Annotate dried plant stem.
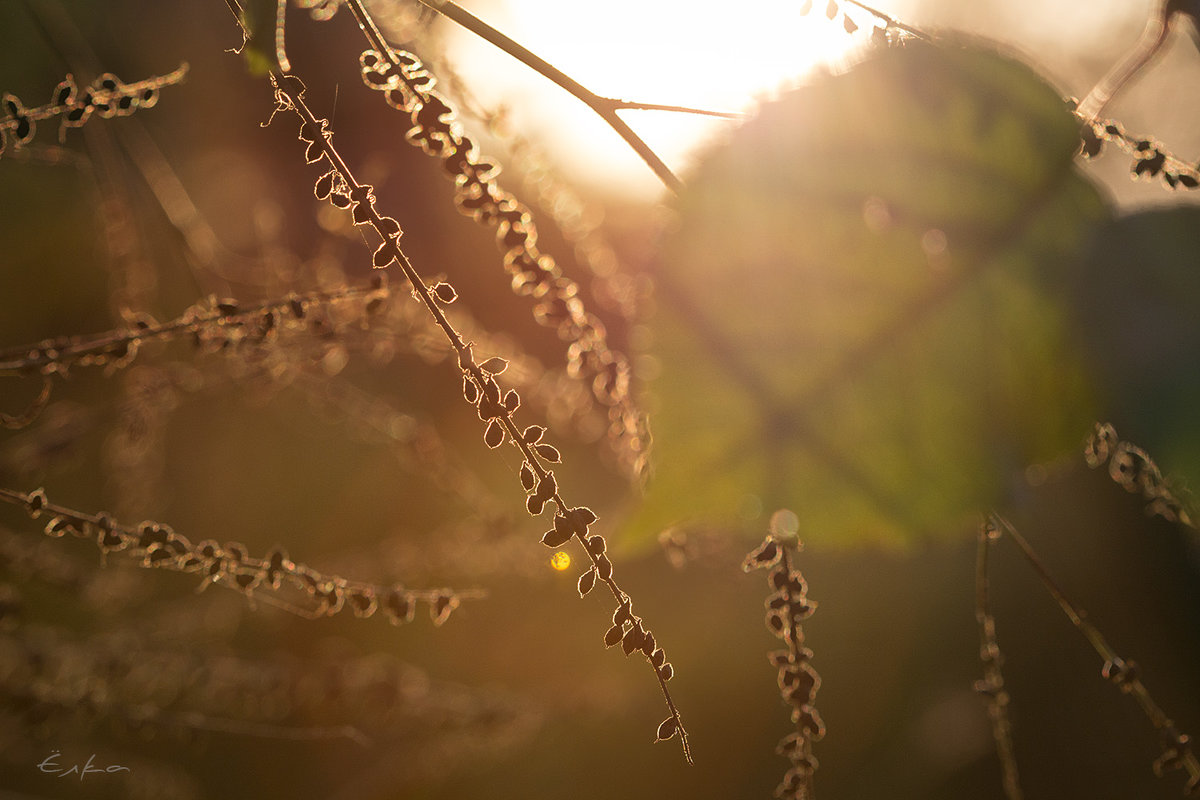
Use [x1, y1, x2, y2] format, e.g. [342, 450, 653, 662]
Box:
[744, 512, 823, 800]
[1076, 2, 1172, 121]
[0, 64, 189, 158]
[974, 520, 1023, 800]
[320, 0, 652, 477]
[0, 486, 480, 625]
[268, 73, 691, 763]
[986, 512, 1200, 796]
[0, 278, 387, 377]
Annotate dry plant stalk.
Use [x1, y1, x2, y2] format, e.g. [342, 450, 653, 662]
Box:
[299, 0, 651, 478]
[0, 64, 188, 159]
[0, 486, 477, 625]
[975, 519, 1023, 800]
[744, 510, 823, 799]
[978, 508, 1199, 797]
[264, 69, 691, 763]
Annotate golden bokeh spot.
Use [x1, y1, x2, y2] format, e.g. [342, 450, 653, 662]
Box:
[550, 551, 571, 571]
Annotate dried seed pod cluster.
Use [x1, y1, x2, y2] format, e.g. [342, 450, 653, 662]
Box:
[270, 73, 690, 762]
[0, 278, 390, 429]
[745, 512, 823, 800]
[1078, 118, 1200, 191]
[1084, 422, 1192, 526]
[340, 13, 648, 475]
[0, 487, 470, 626]
[0, 65, 188, 159]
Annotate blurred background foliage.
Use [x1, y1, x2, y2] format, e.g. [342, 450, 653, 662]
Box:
[0, 1, 1197, 799]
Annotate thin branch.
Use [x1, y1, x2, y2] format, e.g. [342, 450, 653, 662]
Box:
[974, 519, 1023, 800]
[989, 512, 1200, 796]
[266, 71, 692, 763]
[411, 0, 684, 192]
[0, 486, 483, 625]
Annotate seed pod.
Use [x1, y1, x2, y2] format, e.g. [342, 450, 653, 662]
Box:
[484, 419, 505, 448]
[373, 241, 395, 267]
[541, 514, 573, 548]
[519, 462, 535, 491]
[604, 623, 624, 647]
[655, 717, 678, 742]
[577, 568, 597, 597]
[535, 443, 561, 463]
[314, 171, 334, 199]
[479, 356, 508, 375]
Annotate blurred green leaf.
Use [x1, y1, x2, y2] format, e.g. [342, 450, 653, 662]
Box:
[634, 41, 1110, 547]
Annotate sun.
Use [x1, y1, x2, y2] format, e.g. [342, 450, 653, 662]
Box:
[442, 0, 877, 197]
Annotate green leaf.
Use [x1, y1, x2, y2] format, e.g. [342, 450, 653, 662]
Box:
[635, 41, 1108, 547]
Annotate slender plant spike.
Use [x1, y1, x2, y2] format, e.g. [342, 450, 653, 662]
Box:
[265, 71, 691, 763]
[0, 486, 479, 624]
[744, 510, 823, 800]
[974, 519, 1023, 800]
[307, 0, 651, 477]
[984, 512, 1200, 797]
[0, 277, 389, 428]
[0, 64, 188, 159]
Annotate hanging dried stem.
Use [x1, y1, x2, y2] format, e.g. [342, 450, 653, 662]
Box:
[266, 71, 691, 763]
[974, 519, 1023, 800]
[985, 512, 1200, 797]
[0, 64, 188, 159]
[744, 510, 823, 800]
[300, 0, 651, 478]
[0, 486, 479, 625]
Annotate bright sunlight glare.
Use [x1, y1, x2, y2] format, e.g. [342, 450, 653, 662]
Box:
[550, 551, 571, 571]
[442, 0, 881, 198]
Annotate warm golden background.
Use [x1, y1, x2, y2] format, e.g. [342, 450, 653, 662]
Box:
[0, 1, 1197, 799]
